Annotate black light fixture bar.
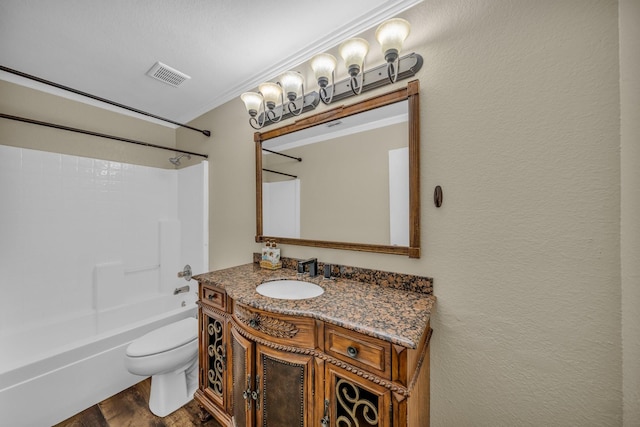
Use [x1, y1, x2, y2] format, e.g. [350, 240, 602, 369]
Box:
[330, 52, 423, 103]
[0, 65, 211, 137]
[256, 92, 320, 129]
[0, 113, 208, 159]
[261, 148, 302, 162]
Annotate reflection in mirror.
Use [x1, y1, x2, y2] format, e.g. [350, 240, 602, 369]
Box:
[256, 80, 420, 258]
[261, 101, 408, 246]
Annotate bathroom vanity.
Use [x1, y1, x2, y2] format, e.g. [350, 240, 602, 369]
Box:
[194, 262, 434, 427]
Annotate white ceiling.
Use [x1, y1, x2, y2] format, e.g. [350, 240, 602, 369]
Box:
[0, 0, 422, 127]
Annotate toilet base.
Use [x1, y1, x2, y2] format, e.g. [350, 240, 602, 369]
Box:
[148, 359, 198, 417]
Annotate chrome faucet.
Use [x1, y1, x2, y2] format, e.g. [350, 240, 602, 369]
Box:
[177, 264, 192, 281]
[297, 258, 318, 277]
[174, 285, 190, 295]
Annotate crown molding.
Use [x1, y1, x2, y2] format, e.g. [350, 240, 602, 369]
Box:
[181, 0, 424, 124]
[2, 0, 424, 128]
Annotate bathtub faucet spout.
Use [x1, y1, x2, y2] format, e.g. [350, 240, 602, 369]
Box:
[174, 285, 190, 295]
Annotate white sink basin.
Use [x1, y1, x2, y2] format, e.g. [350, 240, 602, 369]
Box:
[256, 280, 324, 300]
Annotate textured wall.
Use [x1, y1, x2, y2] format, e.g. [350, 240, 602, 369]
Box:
[620, 0, 640, 425]
[183, 1, 624, 425]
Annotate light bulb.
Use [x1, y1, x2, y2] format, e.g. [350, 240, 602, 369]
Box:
[339, 38, 369, 77]
[258, 82, 282, 110]
[280, 71, 304, 102]
[376, 18, 411, 63]
[310, 53, 337, 88]
[240, 92, 263, 116]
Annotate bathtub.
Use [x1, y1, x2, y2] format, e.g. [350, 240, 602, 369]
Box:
[0, 292, 198, 427]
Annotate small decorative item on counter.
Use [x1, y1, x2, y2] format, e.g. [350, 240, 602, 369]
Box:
[260, 240, 282, 270]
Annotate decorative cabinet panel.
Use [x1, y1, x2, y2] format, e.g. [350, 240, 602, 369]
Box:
[256, 343, 316, 426]
[230, 324, 316, 427]
[195, 285, 233, 426]
[202, 310, 227, 408]
[325, 365, 392, 427]
[230, 326, 254, 427]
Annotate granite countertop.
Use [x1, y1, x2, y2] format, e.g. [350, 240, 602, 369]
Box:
[194, 263, 435, 349]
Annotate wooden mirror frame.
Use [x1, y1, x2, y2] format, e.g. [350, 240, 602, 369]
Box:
[255, 80, 420, 258]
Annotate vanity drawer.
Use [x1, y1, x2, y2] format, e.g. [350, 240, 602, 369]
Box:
[324, 324, 392, 379]
[201, 285, 226, 311]
[233, 303, 316, 349]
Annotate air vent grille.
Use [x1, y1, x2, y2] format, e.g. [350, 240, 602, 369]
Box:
[146, 62, 190, 87]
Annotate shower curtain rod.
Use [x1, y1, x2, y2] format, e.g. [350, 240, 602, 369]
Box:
[262, 168, 297, 179]
[261, 148, 302, 162]
[0, 113, 208, 159]
[0, 65, 211, 137]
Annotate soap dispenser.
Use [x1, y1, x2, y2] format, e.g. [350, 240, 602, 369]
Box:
[260, 240, 282, 270]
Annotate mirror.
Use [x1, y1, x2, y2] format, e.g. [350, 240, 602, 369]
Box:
[255, 80, 420, 258]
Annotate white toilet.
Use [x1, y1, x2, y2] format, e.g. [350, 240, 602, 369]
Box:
[124, 317, 199, 417]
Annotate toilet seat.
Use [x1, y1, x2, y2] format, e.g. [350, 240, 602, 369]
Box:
[126, 317, 198, 357]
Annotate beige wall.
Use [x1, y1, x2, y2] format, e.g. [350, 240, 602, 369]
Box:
[620, 0, 640, 425]
[0, 80, 177, 168]
[180, 0, 626, 425]
[177, 95, 257, 268]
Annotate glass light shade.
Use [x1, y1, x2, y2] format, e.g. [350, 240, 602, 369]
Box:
[310, 53, 337, 87]
[375, 18, 411, 62]
[240, 92, 263, 116]
[280, 71, 304, 101]
[258, 82, 282, 109]
[339, 38, 369, 76]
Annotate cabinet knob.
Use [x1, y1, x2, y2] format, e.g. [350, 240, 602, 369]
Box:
[346, 346, 358, 358]
[249, 318, 259, 328]
[207, 294, 216, 300]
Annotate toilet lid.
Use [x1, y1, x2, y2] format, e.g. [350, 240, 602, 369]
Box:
[126, 317, 198, 357]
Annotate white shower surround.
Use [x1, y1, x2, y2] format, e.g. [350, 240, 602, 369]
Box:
[0, 145, 208, 425]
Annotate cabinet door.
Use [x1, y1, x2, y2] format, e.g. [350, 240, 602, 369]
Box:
[256, 344, 315, 427]
[201, 309, 228, 410]
[325, 365, 392, 427]
[230, 326, 255, 427]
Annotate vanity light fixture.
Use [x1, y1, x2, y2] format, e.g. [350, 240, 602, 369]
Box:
[339, 37, 369, 95]
[241, 17, 421, 129]
[241, 72, 307, 129]
[279, 71, 306, 116]
[258, 82, 282, 113]
[310, 53, 337, 104]
[375, 18, 411, 83]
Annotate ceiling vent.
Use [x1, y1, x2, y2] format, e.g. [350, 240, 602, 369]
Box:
[146, 62, 190, 87]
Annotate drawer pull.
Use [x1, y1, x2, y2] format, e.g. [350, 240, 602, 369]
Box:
[347, 346, 358, 358]
[249, 318, 260, 329]
[207, 294, 217, 300]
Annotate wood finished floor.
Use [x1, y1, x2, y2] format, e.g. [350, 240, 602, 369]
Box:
[54, 378, 223, 427]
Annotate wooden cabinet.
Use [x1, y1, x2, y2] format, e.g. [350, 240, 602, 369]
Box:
[325, 364, 392, 427]
[201, 309, 227, 408]
[229, 303, 318, 427]
[195, 284, 233, 426]
[229, 326, 252, 427]
[195, 282, 431, 427]
[255, 341, 316, 426]
[229, 326, 319, 427]
[324, 323, 392, 380]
